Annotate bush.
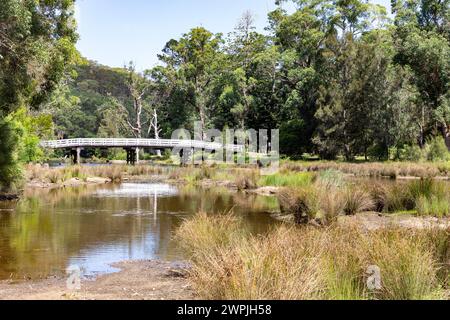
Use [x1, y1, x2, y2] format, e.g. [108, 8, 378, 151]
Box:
[401, 144, 424, 161]
[426, 136, 450, 162]
[0, 119, 23, 192]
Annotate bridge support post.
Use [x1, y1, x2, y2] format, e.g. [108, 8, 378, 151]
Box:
[135, 147, 140, 164]
[71, 147, 82, 165]
[125, 148, 139, 165]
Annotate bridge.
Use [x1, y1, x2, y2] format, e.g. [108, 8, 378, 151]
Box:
[40, 138, 245, 165]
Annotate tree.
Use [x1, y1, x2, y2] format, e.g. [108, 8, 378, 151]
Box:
[0, 0, 77, 192]
[158, 27, 225, 137]
[219, 11, 266, 129]
[267, 0, 331, 154]
[313, 1, 394, 159]
[393, 0, 450, 146]
[0, 0, 78, 116]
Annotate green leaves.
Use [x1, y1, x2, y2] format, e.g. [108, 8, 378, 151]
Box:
[0, 0, 78, 114]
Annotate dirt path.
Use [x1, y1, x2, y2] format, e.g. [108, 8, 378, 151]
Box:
[0, 260, 195, 300]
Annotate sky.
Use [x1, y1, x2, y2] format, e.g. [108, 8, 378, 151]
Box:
[75, 0, 392, 71]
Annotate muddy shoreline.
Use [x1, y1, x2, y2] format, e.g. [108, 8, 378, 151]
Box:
[0, 260, 195, 300]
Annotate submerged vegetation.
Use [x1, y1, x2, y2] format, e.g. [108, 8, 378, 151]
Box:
[176, 212, 450, 300]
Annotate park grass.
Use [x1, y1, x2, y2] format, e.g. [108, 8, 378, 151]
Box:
[176, 212, 449, 300]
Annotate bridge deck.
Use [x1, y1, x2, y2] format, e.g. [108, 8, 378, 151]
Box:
[40, 138, 244, 152]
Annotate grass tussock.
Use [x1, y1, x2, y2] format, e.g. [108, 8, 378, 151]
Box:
[177, 213, 450, 300]
[26, 164, 166, 184]
[282, 160, 447, 179]
[258, 172, 315, 188]
[277, 176, 450, 223]
[277, 171, 374, 224]
[371, 179, 450, 217]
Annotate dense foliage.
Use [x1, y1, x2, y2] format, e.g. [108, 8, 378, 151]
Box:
[0, 0, 78, 191]
[1, 0, 450, 192]
[46, 0, 449, 162]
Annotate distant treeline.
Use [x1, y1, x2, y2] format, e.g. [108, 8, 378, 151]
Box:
[44, 0, 449, 161]
[1, 1, 450, 190]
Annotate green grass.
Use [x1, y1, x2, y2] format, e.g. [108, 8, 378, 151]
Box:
[258, 172, 315, 188]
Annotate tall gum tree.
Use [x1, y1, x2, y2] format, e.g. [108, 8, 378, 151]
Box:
[158, 27, 225, 138]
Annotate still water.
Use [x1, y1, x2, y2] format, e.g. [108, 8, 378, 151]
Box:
[0, 183, 278, 280]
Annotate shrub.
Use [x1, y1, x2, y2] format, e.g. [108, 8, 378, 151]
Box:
[401, 144, 424, 161]
[426, 136, 450, 162]
[0, 119, 23, 193]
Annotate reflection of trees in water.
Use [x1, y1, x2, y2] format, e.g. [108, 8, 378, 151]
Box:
[0, 184, 277, 279]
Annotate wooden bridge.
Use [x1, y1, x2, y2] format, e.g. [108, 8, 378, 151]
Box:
[40, 138, 245, 164]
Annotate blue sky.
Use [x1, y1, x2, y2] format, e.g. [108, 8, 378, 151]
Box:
[75, 0, 392, 70]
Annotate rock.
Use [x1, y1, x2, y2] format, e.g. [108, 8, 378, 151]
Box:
[0, 194, 19, 201]
[86, 177, 111, 184]
[248, 186, 280, 196]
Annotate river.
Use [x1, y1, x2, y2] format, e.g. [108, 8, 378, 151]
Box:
[0, 183, 278, 280]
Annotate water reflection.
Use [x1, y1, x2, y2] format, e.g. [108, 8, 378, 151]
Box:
[0, 183, 278, 280]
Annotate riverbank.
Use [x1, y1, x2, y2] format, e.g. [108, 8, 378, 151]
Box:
[176, 212, 450, 300]
[0, 260, 194, 300]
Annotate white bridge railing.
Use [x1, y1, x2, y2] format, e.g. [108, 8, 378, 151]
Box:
[40, 138, 244, 152]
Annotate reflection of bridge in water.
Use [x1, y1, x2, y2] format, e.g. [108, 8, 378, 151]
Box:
[40, 138, 245, 165]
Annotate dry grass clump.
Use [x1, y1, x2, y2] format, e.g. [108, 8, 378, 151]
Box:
[343, 187, 375, 215]
[176, 213, 450, 300]
[277, 171, 371, 224]
[25, 164, 46, 181]
[233, 169, 259, 190]
[125, 165, 164, 176]
[278, 186, 321, 224]
[175, 212, 249, 260]
[46, 169, 62, 183]
[282, 161, 443, 179]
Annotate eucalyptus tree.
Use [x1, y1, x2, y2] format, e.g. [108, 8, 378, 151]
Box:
[158, 27, 225, 137]
[392, 0, 450, 147]
[216, 12, 268, 129]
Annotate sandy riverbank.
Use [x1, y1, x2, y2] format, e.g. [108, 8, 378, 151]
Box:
[0, 260, 194, 300]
